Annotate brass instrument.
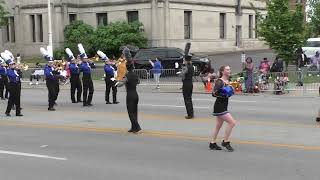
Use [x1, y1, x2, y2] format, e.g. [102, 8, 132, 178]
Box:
[54, 60, 67, 71]
[16, 63, 29, 71]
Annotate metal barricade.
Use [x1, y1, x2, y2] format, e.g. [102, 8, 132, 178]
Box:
[254, 70, 320, 95]
[148, 69, 182, 86]
[133, 69, 149, 84]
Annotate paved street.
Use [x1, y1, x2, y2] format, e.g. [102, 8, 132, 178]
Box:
[0, 87, 319, 180]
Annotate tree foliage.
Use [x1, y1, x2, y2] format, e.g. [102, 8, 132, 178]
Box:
[0, 0, 9, 26]
[308, 0, 320, 37]
[64, 20, 95, 57]
[63, 20, 147, 58]
[255, 0, 308, 67]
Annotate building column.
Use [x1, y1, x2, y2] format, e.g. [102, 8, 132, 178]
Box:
[163, 0, 170, 47]
[151, 0, 158, 47]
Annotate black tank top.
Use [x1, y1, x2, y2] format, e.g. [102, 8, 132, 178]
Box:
[183, 64, 193, 82]
[126, 71, 139, 92]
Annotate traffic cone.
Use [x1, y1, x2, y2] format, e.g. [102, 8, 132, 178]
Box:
[207, 78, 212, 93]
[316, 109, 320, 122]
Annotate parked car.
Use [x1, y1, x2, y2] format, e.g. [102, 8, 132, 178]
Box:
[302, 38, 320, 61]
[133, 47, 211, 76]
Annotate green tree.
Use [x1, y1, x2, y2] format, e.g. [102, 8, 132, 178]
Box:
[64, 21, 147, 58]
[92, 21, 147, 57]
[308, 0, 320, 37]
[0, 0, 9, 26]
[64, 20, 95, 57]
[255, 0, 308, 70]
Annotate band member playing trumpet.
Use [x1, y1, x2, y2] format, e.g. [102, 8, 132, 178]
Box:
[1, 52, 23, 117]
[97, 50, 119, 104]
[79, 44, 96, 107]
[41, 47, 60, 111]
[0, 58, 8, 100]
[66, 48, 82, 103]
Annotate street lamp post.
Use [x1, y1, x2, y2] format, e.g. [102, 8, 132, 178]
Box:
[48, 0, 53, 57]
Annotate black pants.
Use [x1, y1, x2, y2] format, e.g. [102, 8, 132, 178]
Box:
[0, 77, 9, 98]
[46, 80, 56, 108]
[70, 77, 82, 102]
[83, 78, 94, 105]
[30, 75, 40, 82]
[55, 81, 59, 102]
[126, 92, 140, 130]
[6, 83, 21, 115]
[183, 82, 194, 117]
[105, 79, 117, 103]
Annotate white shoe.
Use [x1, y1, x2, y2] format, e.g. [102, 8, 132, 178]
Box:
[36, 82, 39, 85]
[29, 82, 33, 85]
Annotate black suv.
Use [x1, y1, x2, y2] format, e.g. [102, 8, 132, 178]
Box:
[133, 47, 211, 75]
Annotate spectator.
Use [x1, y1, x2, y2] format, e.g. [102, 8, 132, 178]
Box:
[199, 60, 215, 88]
[296, 47, 307, 86]
[16, 53, 21, 64]
[270, 56, 283, 73]
[311, 51, 320, 71]
[29, 62, 43, 85]
[259, 57, 271, 74]
[241, 52, 246, 69]
[244, 57, 254, 93]
[149, 58, 162, 89]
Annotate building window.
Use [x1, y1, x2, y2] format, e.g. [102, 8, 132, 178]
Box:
[5, 19, 9, 42]
[249, 15, 253, 39]
[69, 14, 77, 24]
[127, 11, 139, 23]
[184, 11, 192, 39]
[97, 13, 108, 26]
[9, 17, 15, 43]
[38, 14, 43, 42]
[219, 13, 226, 39]
[4, 17, 15, 43]
[30, 15, 36, 42]
[255, 15, 258, 38]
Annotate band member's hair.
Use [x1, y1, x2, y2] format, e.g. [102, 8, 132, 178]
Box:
[123, 47, 132, 62]
[219, 65, 229, 78]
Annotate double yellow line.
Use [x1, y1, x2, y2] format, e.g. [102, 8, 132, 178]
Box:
[0, 120, 320, 151]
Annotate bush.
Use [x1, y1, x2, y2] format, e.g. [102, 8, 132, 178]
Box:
[64, 20, 147, 58]
[64, 20, 95, 57]
[53, 48, 66, 60]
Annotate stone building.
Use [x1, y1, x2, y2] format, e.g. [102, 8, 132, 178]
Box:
[1, 0, 267, 58]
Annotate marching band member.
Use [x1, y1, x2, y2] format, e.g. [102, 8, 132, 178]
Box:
[98, 51, 119, 104]
[178, 42, 194, 119]
[116, 47, 141, 133]
[0, 57, 8, 100]
[66, 48, 82, 103]
[41, 47, 60, 111]
[210, 65, 236, 152]
[5, 50, 23, 111]
[79, 44, 96, 107]
[1, 52, 23, 116]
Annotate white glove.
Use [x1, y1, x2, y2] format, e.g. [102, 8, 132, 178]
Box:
[111, 78, 116, 81]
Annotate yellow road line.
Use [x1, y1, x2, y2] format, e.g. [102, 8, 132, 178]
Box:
[26, 107, 319, 129]
[0, 120, 319, 151]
